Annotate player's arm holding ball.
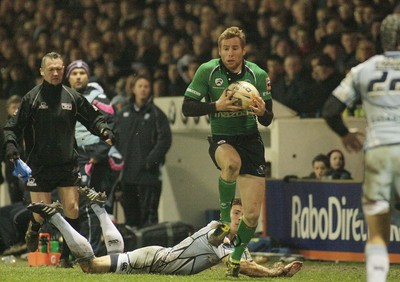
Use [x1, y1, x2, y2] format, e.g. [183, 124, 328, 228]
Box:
[252, 72, 273, 126]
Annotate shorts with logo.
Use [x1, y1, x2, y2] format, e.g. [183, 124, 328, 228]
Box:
[26, 162, 81, 192]
[208, 133, 266, 177]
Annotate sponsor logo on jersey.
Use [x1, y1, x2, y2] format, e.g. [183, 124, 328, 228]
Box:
[27, 177, 37, 187]
[38, 102, 48, 109]
[214, 111, 251, 118]
[215, 78, 224, 86]
[120, 262, 128, 272]
[61, 103, 72, 110]
[187, 88, 201, 97]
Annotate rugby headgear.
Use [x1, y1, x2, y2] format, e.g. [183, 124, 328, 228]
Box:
[380, 14, 400, 51]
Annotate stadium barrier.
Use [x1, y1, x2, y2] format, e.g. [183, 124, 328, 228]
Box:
[264, 179, 400, 263]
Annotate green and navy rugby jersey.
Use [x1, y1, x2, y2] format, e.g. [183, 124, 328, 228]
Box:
[184, 59, 272, 136]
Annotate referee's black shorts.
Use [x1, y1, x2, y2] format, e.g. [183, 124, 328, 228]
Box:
[25, 162, 81, 192]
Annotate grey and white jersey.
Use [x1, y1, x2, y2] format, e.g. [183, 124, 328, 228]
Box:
[333, 51, 400, 149]
[115, 221, 252, 275]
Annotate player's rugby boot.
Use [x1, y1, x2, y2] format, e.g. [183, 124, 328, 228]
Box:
[225, 256, 240, 278]
[78, 186, 107, 206]
[208, 222, 230, 247]
[27, 201, 63, 219]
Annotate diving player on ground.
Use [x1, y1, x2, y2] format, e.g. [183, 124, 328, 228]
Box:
[27, 188, 302, 277]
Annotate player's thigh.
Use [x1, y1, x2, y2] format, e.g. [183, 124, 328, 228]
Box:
[363, 147, 396, 204]
[215, 143, 241, 170]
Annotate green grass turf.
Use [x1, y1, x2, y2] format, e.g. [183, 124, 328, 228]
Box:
[1, 257, 400, 282]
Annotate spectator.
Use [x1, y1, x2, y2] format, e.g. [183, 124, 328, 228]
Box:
[326, 149, 352, 180]
[3, 95, 25, 204]
[340, 29, 360, 72]
[322, 40, 346, 75]
[308, 53, 343, 117]
[304, 154, 331, 180]
[272, 53, 314, 116]
[265, 54, 284, 85]
[115, 74, 172, 229]
[355, 38, 377, 64]
[1, 63, 35, 99]
[167, 62, 187, 96]
[272, 36, 294, 60]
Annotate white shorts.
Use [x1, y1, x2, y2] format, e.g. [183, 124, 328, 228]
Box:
[363, 145, 400, 213]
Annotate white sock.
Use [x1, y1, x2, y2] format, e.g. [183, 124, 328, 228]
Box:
[365, 243, 389, 282]
[49, 213, 94, 260]
[91, 204, 124, 254]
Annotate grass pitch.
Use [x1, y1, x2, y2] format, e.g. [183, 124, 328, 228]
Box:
[1, 257, 400, 281]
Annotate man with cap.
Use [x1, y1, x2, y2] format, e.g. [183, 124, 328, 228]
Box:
[65, 59, 117, 265]
[3, 52, 115, 266]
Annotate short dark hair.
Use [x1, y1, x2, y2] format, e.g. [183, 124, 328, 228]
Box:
[231, 198, 242, 207]
[312, 154, 330, 168]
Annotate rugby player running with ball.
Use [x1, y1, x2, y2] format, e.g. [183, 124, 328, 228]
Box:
[182, 26, 273, 277]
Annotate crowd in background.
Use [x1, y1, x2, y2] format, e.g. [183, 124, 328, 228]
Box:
[0, 0, 398, 113]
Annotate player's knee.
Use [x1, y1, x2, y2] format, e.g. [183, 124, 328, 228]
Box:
[222, 159, 241, 176]
[62, 201, 79, 218]
[363, 200, 390, 215]
[243, 213, 259, 227]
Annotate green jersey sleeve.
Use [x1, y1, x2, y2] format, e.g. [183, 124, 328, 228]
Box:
[184, 63, 210, 101]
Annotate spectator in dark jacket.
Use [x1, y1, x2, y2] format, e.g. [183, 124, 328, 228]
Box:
[115, 74, 172, 229]
[308, 53, 343, 117]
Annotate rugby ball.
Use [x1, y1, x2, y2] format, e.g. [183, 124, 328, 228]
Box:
[226, 81, 259, 110]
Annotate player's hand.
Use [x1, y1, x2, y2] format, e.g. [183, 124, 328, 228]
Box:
[215, 89, 242, 111]
[341, 130, 364, 153]
[101, 128, 116, 145]
[249, 96, 266, 116]
[6, 143, 20, 162]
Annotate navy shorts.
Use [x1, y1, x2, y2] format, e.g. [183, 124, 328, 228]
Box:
[208, 133, 266, 177]
[25, 163, 81, 192]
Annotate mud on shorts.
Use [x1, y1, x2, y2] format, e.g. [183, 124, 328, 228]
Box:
[208, 133, 266, 177]
[25, 162, 81, 192]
